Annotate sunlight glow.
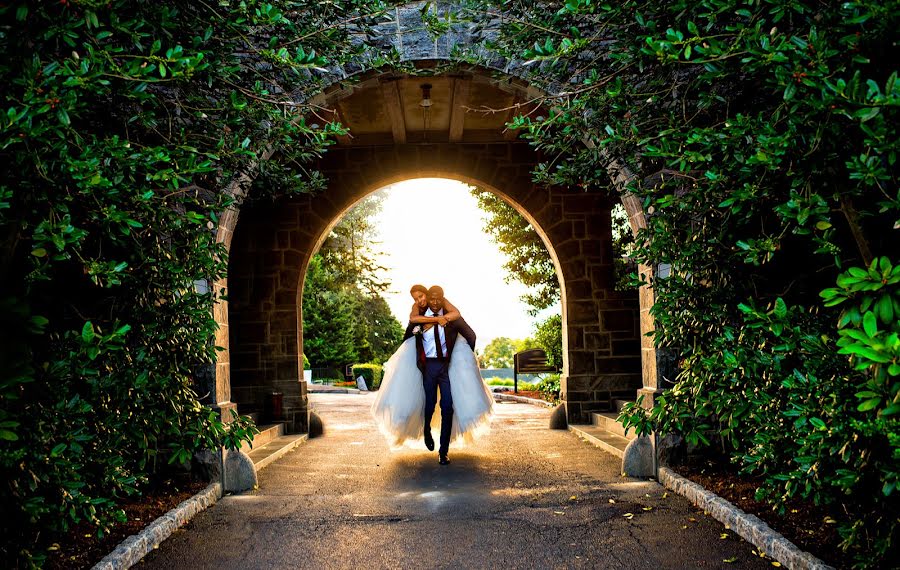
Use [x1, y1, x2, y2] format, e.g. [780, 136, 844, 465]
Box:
[372, 178, 560, 349]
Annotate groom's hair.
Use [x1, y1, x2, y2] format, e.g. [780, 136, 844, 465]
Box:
[410, 284, 427, 296]
[427, 285, 444, 298]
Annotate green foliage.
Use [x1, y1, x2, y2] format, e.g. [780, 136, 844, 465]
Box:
[537, 374, 561, 402]
[532, 314, 563, 371]
[481, 336, 534, 368]
[469, 0, 900, 565]
[302, 193, 404, 368]
[485, 378, 536, 389]
[352, 363, 383, 390]
[302, 353, 311, 370]
[0, 0, 390, 563]
[472, 189, 559, 313]
[821, 257, 900, 415]
[360, 295, 404, 365]
[302, 255, 359, 367]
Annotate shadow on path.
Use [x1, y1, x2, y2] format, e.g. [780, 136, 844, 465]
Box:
[141, 394, 772, 569]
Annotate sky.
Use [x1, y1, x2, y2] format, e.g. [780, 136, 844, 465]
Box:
[366, 178, 559, 349]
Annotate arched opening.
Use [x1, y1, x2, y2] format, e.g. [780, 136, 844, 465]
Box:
[226, 141, 642, 432]
[299, 178, 565, 389]
[207, 61, 654, 436]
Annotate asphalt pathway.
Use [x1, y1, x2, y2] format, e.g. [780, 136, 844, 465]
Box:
[142, 393, 773, 569]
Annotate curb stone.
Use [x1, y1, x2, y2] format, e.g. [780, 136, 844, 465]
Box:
[91, 482, 222, 570]
[658, 467, 834, 570]
[308, 385, 363, 394]
[492, 392, 556, 408]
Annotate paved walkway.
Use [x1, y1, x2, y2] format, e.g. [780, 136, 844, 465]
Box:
[142, 394, 771, 569]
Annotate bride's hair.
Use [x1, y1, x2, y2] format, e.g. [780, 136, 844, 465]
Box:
[410, 284, 427, 295]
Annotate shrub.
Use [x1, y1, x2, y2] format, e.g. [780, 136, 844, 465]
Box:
[486, 1, 899, 564]
[537, 374, 561, 403]
[532, 315, 562, 371]
[0, 0, 370, 564]
[352, 363, 383, 390]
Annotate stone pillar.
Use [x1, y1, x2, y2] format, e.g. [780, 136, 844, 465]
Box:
[209, 277, 237, 421]
[556, 198, 641, 424]
[635, 264, 662, 408]
[635, 263, 677, 408]
[226, 200, 309, 434]
[619, 191, 676, 409]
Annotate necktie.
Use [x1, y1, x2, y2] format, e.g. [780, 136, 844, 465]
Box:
[434, 315, 444, 360]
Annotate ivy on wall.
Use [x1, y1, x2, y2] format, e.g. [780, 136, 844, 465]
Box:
[1, 0, 897, 566]
[448, 0, 898, 565]
[0, 0, 392, 564]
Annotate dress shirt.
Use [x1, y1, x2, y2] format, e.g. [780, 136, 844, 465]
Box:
[421, 308, 447, 358]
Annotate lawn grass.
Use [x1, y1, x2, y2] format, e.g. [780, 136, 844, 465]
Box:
[485, 378, 537, 390]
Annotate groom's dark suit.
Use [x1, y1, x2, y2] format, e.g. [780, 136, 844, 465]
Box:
[404, 308, 476, 457]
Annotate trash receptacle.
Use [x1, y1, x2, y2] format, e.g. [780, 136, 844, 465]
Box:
[269, 391, 283, 422]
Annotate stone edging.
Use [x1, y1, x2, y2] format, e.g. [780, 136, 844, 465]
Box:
[658, 467, 834, 570]
[492, 392, 556, 408]
[308, 385, 363, 394]
[91, 482, 222, 570]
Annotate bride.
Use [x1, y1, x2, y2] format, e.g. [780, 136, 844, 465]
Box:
[371, 285, 493, 450]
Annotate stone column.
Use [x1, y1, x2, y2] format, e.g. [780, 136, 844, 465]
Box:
[620, 190, 676, 409]
[555, 197, 641, 424]
[209, 277, 237, 421]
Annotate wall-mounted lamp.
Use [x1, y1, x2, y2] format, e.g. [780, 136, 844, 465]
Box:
[419, 83, 433, 108]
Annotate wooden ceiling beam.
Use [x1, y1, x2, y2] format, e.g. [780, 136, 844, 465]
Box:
[380, 79, 407, 144]
[448, 77, 471, 142]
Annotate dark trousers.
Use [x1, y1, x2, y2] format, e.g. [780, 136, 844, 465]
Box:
[423, 359, 453, 455]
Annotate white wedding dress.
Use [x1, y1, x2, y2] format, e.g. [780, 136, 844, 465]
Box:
[371, 335, 494, 448]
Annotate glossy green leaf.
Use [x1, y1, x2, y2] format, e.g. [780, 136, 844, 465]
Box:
[857, 398, 881, 412]
[863, 311, 877, 337]
[82, 321, 95, 343]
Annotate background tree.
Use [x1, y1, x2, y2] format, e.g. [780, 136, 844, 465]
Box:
[481, 336, 535, 368]
[303, 192, 403, 368]
[319, 192, 389, 296]
[472, 190, 559, 313]
[531, 314, 563, 371]
[301, 256, 359, 368]
[363, 295, 404, 364]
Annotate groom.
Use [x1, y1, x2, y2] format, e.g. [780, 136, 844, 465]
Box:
[410, 285, 476, 465]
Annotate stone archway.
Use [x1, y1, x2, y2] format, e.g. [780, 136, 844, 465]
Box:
[203, 2, 666, 432]
[226, 138, 641, 431]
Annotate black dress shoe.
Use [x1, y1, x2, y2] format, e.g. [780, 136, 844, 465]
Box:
[424, 432, 435, 451]
[439, 454, 450, 465]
